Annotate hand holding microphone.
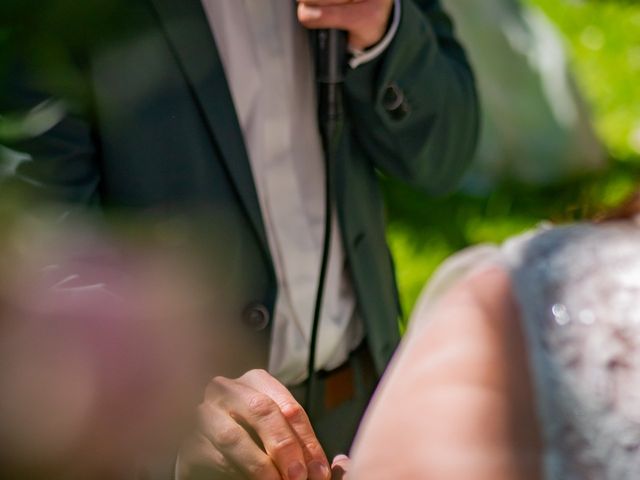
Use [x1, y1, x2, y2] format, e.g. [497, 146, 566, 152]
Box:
[297, 0, 394, 51]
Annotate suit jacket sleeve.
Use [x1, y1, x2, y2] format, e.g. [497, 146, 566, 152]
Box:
[344, 0, 479, 195]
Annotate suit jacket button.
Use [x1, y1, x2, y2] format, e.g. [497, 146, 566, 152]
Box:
[243, 303, 271, 331]
[382, 82, 410, 120]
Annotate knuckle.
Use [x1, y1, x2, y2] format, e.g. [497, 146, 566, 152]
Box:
[253, 368, 270, 379]
[213, 424, 243, 449]
[273, 435, 299, 452]
[304, 440, 326, 459]
[304, 439, 327, 462]
[248, 393, 277, 418]
[281, 402, 306, 424]
[270, 435, 299, 455]
[211, 375, 233, 387]
[206, 376, 228, 395]
[240, 368, 267, 382]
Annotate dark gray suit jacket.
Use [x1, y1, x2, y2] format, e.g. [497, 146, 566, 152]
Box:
[0, 0, 479, 375]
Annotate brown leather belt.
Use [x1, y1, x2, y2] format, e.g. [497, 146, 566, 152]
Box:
[319, 357, 357, 410]
[291, 342, 377, 410]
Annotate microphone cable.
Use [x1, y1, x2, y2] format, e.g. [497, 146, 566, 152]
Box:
[305, 29, 349, 412]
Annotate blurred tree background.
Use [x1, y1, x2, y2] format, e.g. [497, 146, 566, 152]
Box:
[386, 0, 640, 317]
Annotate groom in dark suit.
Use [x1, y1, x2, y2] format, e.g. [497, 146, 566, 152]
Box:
[1, 0, 478, 478]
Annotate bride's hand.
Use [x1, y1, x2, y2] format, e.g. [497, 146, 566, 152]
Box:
[331, 455, 350, 480]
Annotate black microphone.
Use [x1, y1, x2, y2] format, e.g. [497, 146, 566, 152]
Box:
[315, 29, 348, 85]
[314, 29, 348, 124]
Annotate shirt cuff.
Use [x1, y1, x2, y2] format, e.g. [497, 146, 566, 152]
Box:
[348, 0, 401, 69]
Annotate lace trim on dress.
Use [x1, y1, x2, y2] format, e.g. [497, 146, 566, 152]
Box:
[506, 222, 640, 480]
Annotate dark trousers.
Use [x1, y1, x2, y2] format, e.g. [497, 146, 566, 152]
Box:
[288, 342, 379, 458]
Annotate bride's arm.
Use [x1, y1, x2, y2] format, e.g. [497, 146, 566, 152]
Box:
[350, 266, 542, 479]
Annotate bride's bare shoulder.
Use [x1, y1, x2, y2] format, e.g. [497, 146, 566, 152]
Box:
[351, 263, 542, 480]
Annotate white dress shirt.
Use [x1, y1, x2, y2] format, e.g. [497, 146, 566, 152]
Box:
[202, 0, 400, 385]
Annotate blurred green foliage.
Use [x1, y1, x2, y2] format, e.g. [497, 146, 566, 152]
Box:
[531, 0, 640, 159]
[387, 0, 640, 318]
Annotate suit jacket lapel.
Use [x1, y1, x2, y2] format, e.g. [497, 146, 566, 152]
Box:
[148, 0, 270, 256]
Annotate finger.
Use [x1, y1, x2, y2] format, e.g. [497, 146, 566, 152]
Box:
[298, 0, 366, 5]
[239, 370, 331, 480]
[211, 376, 309, 480]
[198, 402, 282, 480]
[331, 455, 350, 480]
[297, 3, 368, 30]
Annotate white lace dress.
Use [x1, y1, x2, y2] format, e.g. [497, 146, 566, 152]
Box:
[412, 220, 640, 479]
